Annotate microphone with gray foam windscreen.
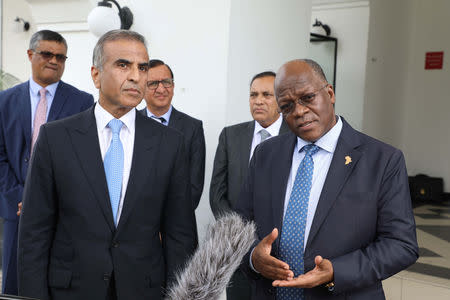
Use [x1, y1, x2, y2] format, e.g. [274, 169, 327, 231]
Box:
[165, 213, 256, 300]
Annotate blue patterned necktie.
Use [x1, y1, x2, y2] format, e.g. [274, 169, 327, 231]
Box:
[277, 144, 320, 300]
[104, 119, 124, 227]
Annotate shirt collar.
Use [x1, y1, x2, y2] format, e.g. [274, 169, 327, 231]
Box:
[29, 77, 59, 97]
[296, 115, 342, 153]
[254, 114, 283, 136]
[146, 105, 173, 124]
[95, 102, 136, 133]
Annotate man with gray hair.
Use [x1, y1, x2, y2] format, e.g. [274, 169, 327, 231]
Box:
[0, 29, 93, 295]
[18, 29, 196, 300]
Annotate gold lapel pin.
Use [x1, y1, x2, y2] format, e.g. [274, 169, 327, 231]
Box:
[345, 155, 352, 165]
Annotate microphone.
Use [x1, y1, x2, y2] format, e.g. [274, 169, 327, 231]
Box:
[165, 212, 256, 300]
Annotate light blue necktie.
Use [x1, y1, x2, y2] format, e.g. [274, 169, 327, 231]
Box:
[277, 144, 320, 300]
[104, 119, 124, 227]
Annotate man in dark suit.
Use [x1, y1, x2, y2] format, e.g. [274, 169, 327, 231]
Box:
[210, 72, 289, 299]
[0, 29, 93, 295]
[142, 59, 205, 245]
[17, 30, 196, 300]
[235, 59, 418, 299]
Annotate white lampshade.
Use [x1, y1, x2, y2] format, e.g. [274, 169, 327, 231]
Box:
[87, 6, 121, 37]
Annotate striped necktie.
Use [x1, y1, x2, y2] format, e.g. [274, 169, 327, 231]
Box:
[31, 88, 47, 152]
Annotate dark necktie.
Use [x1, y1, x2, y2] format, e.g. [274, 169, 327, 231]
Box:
[152, 116, 166, 125]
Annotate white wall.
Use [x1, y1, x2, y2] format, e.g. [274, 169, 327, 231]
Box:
[363, 0, 412, 148]
[310, 1, 370, 131]
[226, 0, 312, 125]
[399, 0, 450, 190]
[132, 0, 232, 239]
[364, 0, 450, 191]
[2, 0, 35, 81]
[2, 0, 315, 240]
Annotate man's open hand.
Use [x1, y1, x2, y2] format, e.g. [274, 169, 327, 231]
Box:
[252, 228, 294, 280]
[272, 255, 333, 288]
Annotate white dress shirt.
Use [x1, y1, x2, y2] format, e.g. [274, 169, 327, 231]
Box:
[250, 114, 283, 160]
[94, 103, 136, 224]
[29, 77, 59, 131]
[283, 116, 342, 250]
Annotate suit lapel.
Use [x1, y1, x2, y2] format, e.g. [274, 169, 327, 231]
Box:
[279, 118, 290, 134]
[239, 121, 254, 175]
[306, 119, 362, 248]
[68, 107, 115, 232]
[19, 82, 32, 153]
[167, 107, 183, 130]
[48, 81, 69, 122]
[116, 112, 160, 233]
[271, 134, 297, 241]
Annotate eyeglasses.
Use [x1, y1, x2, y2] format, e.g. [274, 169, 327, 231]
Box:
[33, 50, 68, 63]
[147, 79, 174, 90]
[278, 84, 328, 115]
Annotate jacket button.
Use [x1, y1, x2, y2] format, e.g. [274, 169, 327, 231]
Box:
[24, 157, 29, 163]
[268, 287, 275, 294]
[112, 242, 119, 248]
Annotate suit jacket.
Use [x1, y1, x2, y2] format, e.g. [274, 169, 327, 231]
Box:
[18, 107, 196, 300]
[140, 107, 205, 246]
[0, 80, 94, 221]
[140, 107, 205, 210]
[235, 118, 418, 300]
[210, 118, 289, 217]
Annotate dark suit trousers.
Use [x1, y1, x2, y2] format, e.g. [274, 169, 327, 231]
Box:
[106, 273, 118, 300]
[226, 268, 251, 300]
[2, 219, 18, 295]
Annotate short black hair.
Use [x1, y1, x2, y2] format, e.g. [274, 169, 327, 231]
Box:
[149, 59, 174, 80]
[250, 71, 276, 87]
[29, 30, 67, 50]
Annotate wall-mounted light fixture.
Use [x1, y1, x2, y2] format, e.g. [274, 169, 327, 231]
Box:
[313, 19, 331, 37]
[87, 0, 134, 37]
[15, 17, 30, 32]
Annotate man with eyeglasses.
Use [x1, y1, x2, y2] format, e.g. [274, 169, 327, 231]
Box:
[0, 29, 93, 295]
[142, 59, 205, 246]
[234, 59, 418, 300]
[210, 71, 289, 299]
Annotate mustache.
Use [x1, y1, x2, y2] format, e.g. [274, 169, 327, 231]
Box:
[123, 84, 142, 93]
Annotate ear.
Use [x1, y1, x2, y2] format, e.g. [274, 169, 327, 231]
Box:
[326, 84, 336, 105]
[91, 66, 101, 89]
[27, 49, 34, 62]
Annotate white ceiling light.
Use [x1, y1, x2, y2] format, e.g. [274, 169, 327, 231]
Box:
[87, 0, 134, 37]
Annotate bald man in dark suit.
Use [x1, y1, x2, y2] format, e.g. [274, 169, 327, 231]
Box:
[235, 59, 418, 300]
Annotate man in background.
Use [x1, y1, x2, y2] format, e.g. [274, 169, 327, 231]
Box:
[210, 71, 289, 299]
[235, 59, 418, 299]
[143, 59, 205, 245]
[0, 29, 93, 295]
